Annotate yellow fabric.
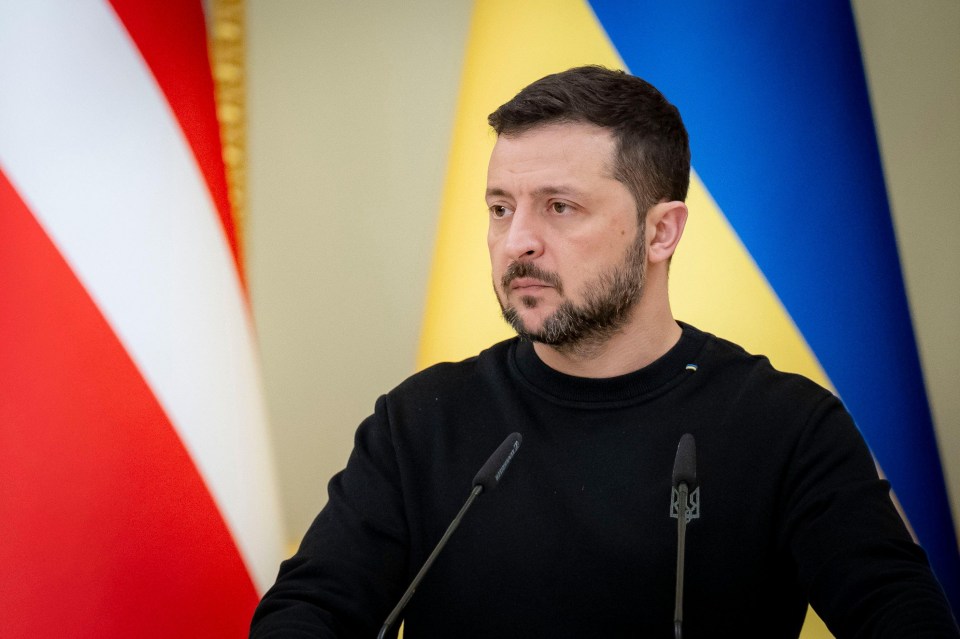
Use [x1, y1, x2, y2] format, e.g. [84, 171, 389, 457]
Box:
[417, 0, 835, 635]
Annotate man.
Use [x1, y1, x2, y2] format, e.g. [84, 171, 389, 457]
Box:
[251, 66, 957, 637]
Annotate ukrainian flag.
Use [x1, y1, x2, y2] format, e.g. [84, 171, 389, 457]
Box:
[417, 0, 959, 629]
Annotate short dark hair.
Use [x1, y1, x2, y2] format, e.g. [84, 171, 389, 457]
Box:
[488, 66, 690, 216]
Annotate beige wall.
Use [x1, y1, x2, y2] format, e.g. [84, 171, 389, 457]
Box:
[246, 1, 959, 545]
[246, 0, 473, 540]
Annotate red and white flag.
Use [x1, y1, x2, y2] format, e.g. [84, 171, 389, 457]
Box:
[0, 1, 284, 636]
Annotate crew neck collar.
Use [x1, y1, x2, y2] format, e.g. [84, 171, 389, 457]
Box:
[509, 322, 707, 406]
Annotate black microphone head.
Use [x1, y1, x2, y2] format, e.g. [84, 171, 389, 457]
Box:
[672, 433, 697, 488]
[472, 432, 522, 492]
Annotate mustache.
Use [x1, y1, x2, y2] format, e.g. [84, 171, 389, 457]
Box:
[501, 261, 563, 294]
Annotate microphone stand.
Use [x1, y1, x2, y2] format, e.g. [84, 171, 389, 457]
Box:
[674, 480, 689, 639]
[376, 431, 522, 639]
[671, 433, 697, 639]
[377, 485, 482, 639]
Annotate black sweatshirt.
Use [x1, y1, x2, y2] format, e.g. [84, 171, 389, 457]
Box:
[251, 323, 957, 638]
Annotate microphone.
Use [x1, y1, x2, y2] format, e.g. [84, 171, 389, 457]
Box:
[377, 432, 523, 639]
[671, 433, 697, 639]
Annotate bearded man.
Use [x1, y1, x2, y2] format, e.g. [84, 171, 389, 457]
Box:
[251, 66, 957, 638]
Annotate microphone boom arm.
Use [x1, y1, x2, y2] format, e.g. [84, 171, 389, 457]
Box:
[378, 485, 483, 639]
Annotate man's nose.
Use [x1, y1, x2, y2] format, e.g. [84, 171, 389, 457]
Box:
[503, 207, 544, 262]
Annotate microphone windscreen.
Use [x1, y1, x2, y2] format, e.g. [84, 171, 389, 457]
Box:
[672, 433, 697, 488]
[472, 432, 522, 492]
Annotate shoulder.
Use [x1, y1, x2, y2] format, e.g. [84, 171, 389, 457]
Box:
[372, 338, 520, 437]
[684, 327, 881, 517]
[690, 324, 837, 413]
[682, 324, 857, 461]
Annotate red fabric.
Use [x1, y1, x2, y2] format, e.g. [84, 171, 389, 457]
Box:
[0, 168, 258, 637]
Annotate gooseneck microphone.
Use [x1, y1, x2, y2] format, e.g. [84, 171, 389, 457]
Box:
[376, 432, 523, 639]
[672, 433, 697, 639]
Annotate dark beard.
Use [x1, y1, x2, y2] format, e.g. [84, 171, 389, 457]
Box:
[497, 233, 646, 354]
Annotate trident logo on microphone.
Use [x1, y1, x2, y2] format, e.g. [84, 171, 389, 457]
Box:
[670, 486, 700, 523]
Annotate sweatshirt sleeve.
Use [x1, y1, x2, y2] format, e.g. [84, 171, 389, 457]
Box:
[250, 395, 408, 638]
[780, 392, 958, 638]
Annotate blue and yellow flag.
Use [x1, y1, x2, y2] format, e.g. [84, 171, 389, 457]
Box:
[418, 0, 959, 624]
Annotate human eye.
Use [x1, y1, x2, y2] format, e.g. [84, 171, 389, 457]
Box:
[489, 204, 513, 219]
[551, 201, 571, 214]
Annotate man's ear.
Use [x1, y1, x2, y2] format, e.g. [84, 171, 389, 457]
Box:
[646, 201, 688, 264]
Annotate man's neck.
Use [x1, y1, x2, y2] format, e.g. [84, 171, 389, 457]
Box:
[533, 311, 682, 378]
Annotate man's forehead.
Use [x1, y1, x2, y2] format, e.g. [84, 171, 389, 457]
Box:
[487, 121, 618, 184]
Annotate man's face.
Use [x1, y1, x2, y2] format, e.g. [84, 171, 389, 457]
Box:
[486, 122, 646, 351]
